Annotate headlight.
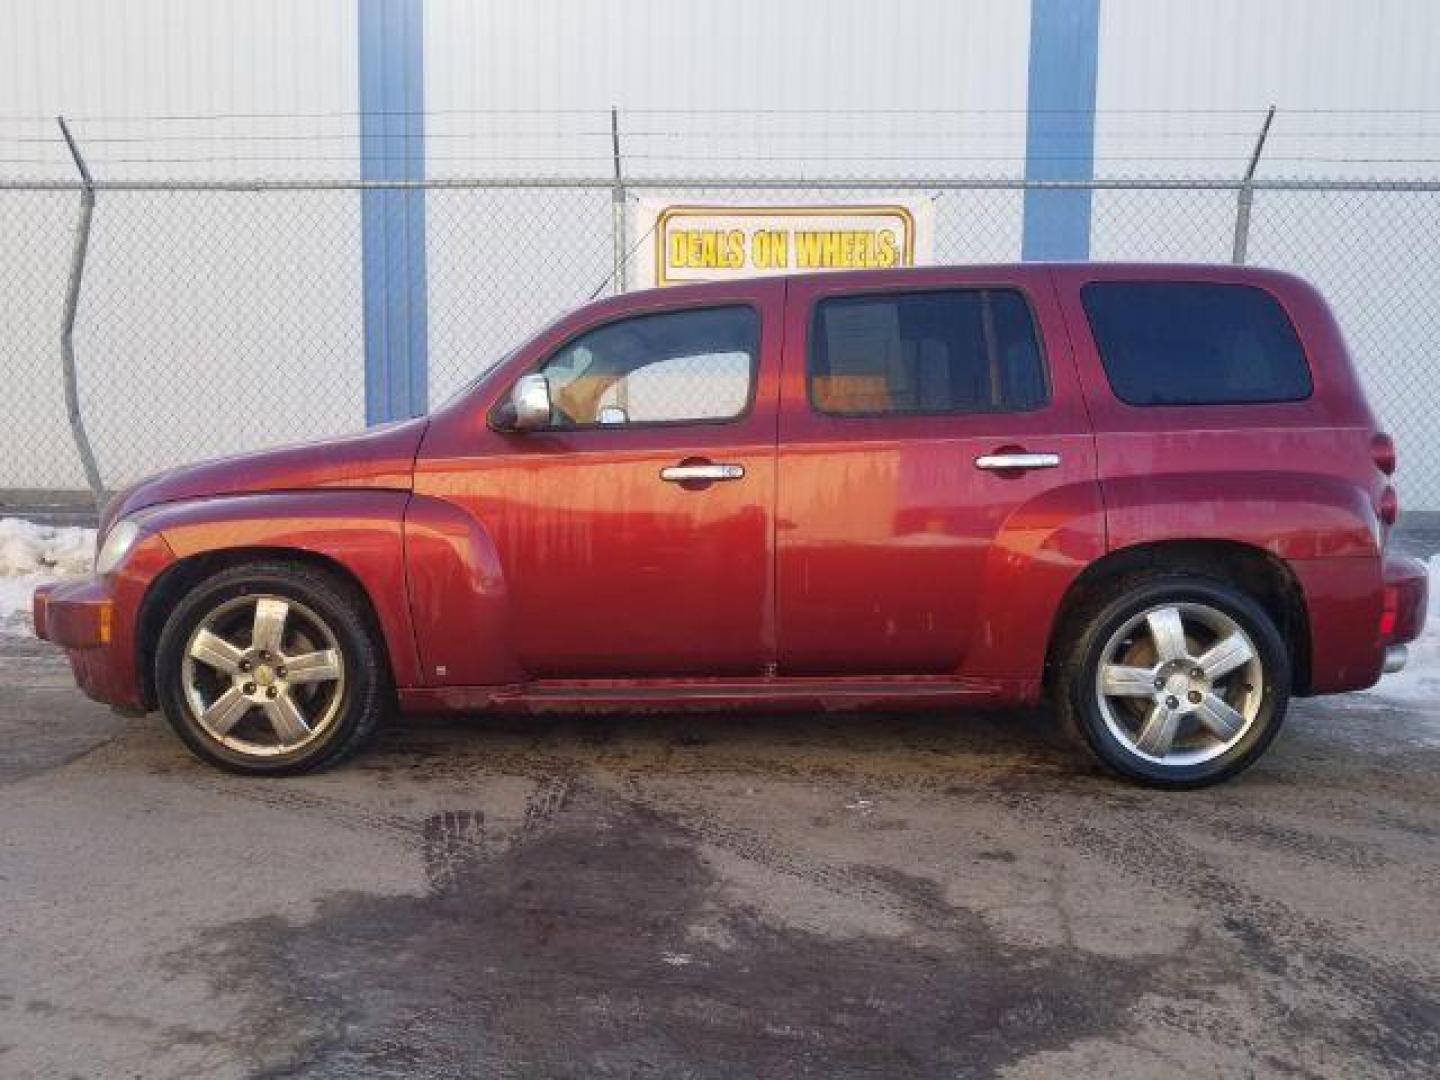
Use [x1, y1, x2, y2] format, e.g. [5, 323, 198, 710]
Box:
[95, 519, 141, 575]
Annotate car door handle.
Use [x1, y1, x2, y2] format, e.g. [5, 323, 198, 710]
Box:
[660, 463, 745, 482]
[974, 452, 1061, 471]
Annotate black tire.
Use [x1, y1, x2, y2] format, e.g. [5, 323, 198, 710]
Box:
[154, 561, 390, 775]
[1054, 573, 1291, 788]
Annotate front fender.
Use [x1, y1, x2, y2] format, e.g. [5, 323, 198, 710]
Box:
[139, 489, 422, 688]
[402, 493, 523, 686]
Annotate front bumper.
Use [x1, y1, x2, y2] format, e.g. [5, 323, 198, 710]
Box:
[33, 577, 144, 709]
[32, 532, 175, 711]
[33, 578, 112, 648]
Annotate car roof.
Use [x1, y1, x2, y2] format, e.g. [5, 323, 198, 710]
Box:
[607, 262, 1306, 308]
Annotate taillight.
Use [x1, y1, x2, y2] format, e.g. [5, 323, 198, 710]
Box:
[1380, 583, 1399, 639]
[1379, 486, 1399, 526]
[1371, 432, 1397, 476]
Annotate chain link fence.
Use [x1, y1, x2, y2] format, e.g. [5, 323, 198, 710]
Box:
[1, 174, 1437, 511]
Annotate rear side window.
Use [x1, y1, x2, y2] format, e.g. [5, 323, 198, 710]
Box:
[1081, 282, 1312, 406]
[809, 288, 1048, 416]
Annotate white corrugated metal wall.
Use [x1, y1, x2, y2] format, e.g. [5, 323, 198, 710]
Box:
[1, 0, 363, 489]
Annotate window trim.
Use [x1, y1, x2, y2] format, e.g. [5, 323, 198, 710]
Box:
[488, 301, 764, 433]
[805, 285, 1052, 420]
[1079, 280, 1315, 409]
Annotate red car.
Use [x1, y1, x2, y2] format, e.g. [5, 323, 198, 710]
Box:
[35, 264, 1428, 786]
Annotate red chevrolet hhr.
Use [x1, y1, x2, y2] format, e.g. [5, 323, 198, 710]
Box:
[35, 264, 1428, 787]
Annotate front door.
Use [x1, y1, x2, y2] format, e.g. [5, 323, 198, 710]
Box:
[417, 282, 783, 680]
[775, 267, 1099, 677]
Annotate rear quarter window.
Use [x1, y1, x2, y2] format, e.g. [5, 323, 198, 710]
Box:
[1081, 282, 1312, 406]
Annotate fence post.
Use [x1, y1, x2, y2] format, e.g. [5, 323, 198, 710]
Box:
[56, 116, 106, 513]
[1231, 105, 1276, 265]
[610, 106, 627, 294]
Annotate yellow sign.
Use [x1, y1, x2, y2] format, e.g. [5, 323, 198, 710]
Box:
[633, 201, 935, 288]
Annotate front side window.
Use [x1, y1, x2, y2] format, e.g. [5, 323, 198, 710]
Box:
[1081, 282, 1313, 406]
[808, 288, 1048, 416]
[538, 305, 757, 427]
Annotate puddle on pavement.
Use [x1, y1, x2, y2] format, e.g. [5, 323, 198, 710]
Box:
[186, 783, 1160, 1078]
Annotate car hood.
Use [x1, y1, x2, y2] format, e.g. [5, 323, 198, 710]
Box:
[102, 417, 430, 534]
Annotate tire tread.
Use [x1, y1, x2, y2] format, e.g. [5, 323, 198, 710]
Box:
[1052, 570, 1291, 788]
[154, 559, 390, 775]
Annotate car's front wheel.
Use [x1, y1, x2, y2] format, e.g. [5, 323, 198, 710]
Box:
[1055, 574, 1291, 788]
[154, 561, 388, 775]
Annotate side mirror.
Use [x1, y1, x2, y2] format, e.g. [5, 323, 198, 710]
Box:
[502, 373, 551, 431]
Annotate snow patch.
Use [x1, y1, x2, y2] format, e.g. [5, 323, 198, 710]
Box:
[0, 518, 97, 635]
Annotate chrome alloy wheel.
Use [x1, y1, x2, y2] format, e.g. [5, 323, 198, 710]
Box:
[181, 594, 346, 757]
[1094, 602, 1264, 767]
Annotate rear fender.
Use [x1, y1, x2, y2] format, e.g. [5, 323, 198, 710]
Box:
[1103, 467, 1380, 560]
[1103, 470, 1384, 692]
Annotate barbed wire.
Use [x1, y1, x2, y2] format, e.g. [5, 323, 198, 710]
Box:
[1, 108, 1436, 182]
[5, 106, 1440, 121]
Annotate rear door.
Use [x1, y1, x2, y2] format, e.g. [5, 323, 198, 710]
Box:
[774, 267, 1099, 677]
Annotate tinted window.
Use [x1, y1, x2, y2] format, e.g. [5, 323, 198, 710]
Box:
[809, 289, 1048, 416]
[539, 305, 757, 426]
[1081, 282, 1312, 406]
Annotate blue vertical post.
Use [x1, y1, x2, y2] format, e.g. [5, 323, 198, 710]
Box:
[1022, 0, 1100, 261]
[359, 0, 428, 423]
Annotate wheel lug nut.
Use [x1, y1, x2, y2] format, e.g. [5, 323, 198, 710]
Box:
[242, 682, 256, 695]
[265, 687, 278, 699]
[1166, 695, 1180, 709]
[1189, 690, 1203, 704]
[1153, 677, 1165, 690]
[238, 660, 250, 672]
[276, 667, 287, 678]
[1192, 668, 1205, 680]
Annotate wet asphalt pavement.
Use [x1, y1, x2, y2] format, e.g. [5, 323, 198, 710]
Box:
[1, 632, 1437, 1079]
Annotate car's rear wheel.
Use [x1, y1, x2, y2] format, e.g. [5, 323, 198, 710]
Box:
[155, 561, 388, 775]
[1056, 574, 1291, 788]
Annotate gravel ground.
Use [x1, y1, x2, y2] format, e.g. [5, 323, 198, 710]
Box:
[1, 636, 1437, 1079]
